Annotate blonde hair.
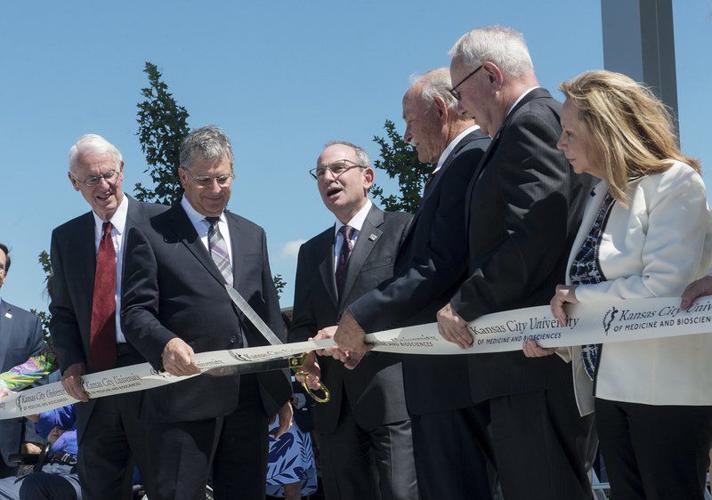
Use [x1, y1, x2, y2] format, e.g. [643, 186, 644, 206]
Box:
[560, 70, 700, 202]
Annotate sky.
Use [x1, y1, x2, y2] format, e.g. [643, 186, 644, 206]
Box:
[1, 0, 711, 312]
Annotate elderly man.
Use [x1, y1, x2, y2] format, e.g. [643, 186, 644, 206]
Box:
[0, 244, 49, 479]
[333, 69, 492, 499]
[431, 27, 595, 500]
[121, 126, 292, 500]
[49, 134, 164, 499]
[289, 141, 415, 500]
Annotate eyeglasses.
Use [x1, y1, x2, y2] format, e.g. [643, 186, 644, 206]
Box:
[309, 160, 367, 180]
[71, 169, 121, 188]
[181, 168, 235, 188]
[449, 64, 483, 101]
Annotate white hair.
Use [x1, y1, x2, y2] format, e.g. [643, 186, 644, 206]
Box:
[449, 26, 534, 77]
[321, 140, 371, 167]
[68, 134, 123, 171]
[410, 68, 458, 110]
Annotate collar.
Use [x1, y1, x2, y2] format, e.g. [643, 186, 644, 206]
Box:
[334, 199, 372, 236]
[434, 125, 481, 174]
[92, 194, 129, 233]
[180, 196, 227, 228]
[505, 86, 541, 120]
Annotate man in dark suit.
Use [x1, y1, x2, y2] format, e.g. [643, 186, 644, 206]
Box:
[49, 134, 164, 499]
[289, 141, 416, 500]
[121, 126, 292, 500]
[434, 27, 595, 500]
[332, 69, 492, 500]
[0, 243, 48, 478]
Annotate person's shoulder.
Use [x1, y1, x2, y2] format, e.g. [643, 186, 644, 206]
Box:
[1, 301, 37, 322]
[134, 199, 170, 217]
[225, 211, 264, 236]
[640, 160, 705, 194]
[52, 211, 92, 238]
[383, 209, 413, 226]
[301, 226, 334, 254]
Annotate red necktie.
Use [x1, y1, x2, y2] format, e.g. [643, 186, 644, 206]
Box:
[89, 222, 117, 371]
[335, 225, 355, 298]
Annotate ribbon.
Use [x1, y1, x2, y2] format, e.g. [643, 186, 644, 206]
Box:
[2, 295, 710, 419]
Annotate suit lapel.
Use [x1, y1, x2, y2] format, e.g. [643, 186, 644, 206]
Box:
[80, 212, 97, 298]
[339, 206, 384, 309]
[167, 205, 226, 285]
[0, 301, 9, 339]
[226, 213, 244, 293]
[318, 232, 338, 308]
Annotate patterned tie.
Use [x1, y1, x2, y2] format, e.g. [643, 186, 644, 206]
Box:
[423, 171, 436, 197]
[206, 217, 234, 287]
[335, 225, 355, 298]
[88, 222, 117, 371]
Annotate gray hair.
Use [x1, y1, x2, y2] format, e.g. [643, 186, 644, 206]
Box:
[179, 125, 234, 170]
[68, 134, 123, 171]
[321, 140, 371, 167]
[449, 26, 534, 78]
[410, 68, 458, 110]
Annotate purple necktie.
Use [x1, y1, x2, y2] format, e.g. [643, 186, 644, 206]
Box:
[335, 225, 355, 298]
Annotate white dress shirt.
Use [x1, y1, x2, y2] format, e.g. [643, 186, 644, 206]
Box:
[333, 199, 372, 270]
[92, 195, 129, 344]
[180, 196, 234, 265]
[433, 125, 481, 175]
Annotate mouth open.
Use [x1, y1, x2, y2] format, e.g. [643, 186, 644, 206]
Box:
[96, 192, 113, 202]
[326, 186, 343, 198]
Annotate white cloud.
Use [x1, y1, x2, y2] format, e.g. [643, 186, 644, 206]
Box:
[281, 240, 306, 260]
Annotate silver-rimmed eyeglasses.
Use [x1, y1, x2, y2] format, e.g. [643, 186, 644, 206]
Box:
[309, 159, 367, 180]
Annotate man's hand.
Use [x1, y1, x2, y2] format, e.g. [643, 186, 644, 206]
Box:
[269, 401, 293, 438]
[437, 303, 473, 349]
[522, 339, 555, 358]
[681, 276, 712, 310]
[295, 351, 322, 391]
[0, 387, 11, 399]
[334, 311, 371, 369]
[161, 338, 200, 377]
[61, 362, 89, 402]
[550, 284, 579, 325]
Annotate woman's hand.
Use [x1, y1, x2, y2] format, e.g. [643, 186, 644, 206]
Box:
[550, 284, 579, 325]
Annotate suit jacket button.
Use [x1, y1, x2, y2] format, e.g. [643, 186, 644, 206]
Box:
[229, 336, 237, 344]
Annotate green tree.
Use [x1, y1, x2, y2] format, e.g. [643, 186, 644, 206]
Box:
[371, 119, 432, 214]
[30, 250, 53, 341]
[134, 62, 190, 204]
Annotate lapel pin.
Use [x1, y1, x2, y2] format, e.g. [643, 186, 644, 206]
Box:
[4, 312, 12, 319]
[368, 234, 378, 242]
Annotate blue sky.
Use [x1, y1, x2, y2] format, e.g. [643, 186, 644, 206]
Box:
[1, 1, 710, 311]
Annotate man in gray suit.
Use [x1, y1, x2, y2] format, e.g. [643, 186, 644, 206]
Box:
[289, 141, 417, 500]
[0, 243, 48, 478]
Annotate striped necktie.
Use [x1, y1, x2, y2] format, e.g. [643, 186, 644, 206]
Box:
[205, 216, 233, 286]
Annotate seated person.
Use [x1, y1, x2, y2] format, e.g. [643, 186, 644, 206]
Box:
[0, 405, 80, 500]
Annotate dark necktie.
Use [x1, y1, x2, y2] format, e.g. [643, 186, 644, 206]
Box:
[206, 216, 234, 286]
[335, 225, 355, 298]
[88, 222, 117, 371]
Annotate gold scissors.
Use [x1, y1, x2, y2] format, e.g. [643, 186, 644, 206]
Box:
[289, 354, 330, 403]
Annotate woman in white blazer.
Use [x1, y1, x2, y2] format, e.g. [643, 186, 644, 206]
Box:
[524, 70, 712, 500]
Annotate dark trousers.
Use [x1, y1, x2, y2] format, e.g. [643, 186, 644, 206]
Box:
[144, 375, 269, 500]
[78, 351, 150, 500]
[411, 408, 492, 500]
[596, 398, 712, 500]
[472, 388, 594, 500]
[317, 401, 418, 500]
[0, 462, 81, 500]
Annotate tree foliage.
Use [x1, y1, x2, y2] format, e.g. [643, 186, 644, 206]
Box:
[134, 62, 190, 205]
[371, 119, 432, 214]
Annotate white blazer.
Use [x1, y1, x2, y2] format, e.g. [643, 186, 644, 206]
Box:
[561, 161, 712, 416]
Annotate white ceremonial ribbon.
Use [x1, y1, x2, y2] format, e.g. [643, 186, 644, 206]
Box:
[2, 295, 711, 419]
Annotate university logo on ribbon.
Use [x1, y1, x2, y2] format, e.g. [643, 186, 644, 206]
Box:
[602, 306, 619, 335]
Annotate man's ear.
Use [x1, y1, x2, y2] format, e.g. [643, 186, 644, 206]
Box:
[68, 172, 80, 191]
[433, 96, 448, 120]
[484, 61, 504, 89]
[363, 167, 375, 189]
